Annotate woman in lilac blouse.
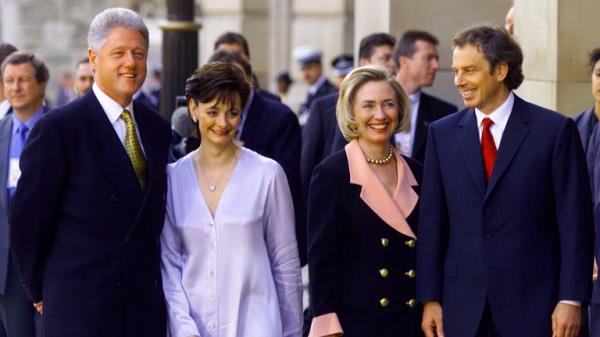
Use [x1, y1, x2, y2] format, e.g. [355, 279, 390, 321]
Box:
[160, 62, 303, 337]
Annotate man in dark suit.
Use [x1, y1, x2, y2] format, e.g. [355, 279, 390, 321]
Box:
[393, 30, 458, 163]
[9, 8, 170, 337]
[214, 31, 280, 102]
[300, 33, 398, 202]
[0, 51, 48, 337]
[417, 25, 593, 337]
[208, 49, 304, 263]
[294, 46, 337, 125]
[579, 47, 600, 337]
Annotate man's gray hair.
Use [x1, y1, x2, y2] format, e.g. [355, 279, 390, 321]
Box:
[87, 7, 149, 52]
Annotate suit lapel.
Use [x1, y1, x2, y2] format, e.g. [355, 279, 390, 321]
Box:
[457, 109, 486, 195]
[0, 117, 12, 211]
[484, 96, 532, 200]
[85, 92, 142, 206]
[240, 91, 261, 144]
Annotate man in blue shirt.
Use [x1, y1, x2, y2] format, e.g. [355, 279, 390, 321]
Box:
[0, 51, 48, 337]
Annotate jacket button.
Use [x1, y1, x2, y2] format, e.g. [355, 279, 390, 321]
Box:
[379, 268, 389, 278]
[405, 239, 416, 248]
[483, 233, 492, 240]
[379, 298, 390, 308]
[381, 238, 389, 247]
[405, 269, 416, 278]
[406, 299, 416, 308]
[109, 194, 119, 202]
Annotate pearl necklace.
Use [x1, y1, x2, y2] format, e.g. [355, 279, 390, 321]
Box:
[366, 146, 394, 165]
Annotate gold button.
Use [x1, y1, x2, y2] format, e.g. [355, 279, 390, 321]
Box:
[405, 239, 416, 248]
[379, 268, 389, 278]
[405, 299, 416, 308]
[381, 238, 389, 247]
[405, 269, 416, 278]
[379, 298, 390, 307]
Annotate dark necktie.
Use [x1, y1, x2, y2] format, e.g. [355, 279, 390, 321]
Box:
[481, 118, 497, 182]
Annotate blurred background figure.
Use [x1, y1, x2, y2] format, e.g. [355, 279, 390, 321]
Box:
[134, 68, 160, 111]
[331, 54, 354, 89]
[505, 5, 515, 35]
[294, 45, 336, 125]
[170, 105, 199, 161]
[307, 65, 423, 337]
[54, 71, 75, 106]
[0, 43, 17, 119]
[73, 58, 94, 97]
[277, 71, 293, 97]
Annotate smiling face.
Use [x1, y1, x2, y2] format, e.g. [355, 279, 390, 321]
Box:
[452, 43, 509, 115]
[89, 26, 147, 107]
[190, 96, 242, 148]
[353, 80, 399, 147]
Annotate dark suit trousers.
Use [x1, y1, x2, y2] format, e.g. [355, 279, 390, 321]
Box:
[0, 257, 36, 337]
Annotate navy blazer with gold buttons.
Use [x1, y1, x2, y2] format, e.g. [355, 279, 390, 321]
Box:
[307, 149, 423, 337]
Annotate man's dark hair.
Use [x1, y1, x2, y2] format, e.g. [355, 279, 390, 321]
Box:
[453, 24, 524, 90]
[185, 62, 250, 121]
[589, 48, 600, 72]
[358, 33, 396, 61]
[214, 32, 250, 59]
[1, 51, 49, 83]
[392, 30, 438, 68]
[208, 49, 252, 78]
[76, 57, 89, 68]
[0, 43, 17, 66]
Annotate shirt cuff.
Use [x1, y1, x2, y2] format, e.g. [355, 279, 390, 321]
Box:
[559, 300, 581, 307]
[308, 312, 343, 337]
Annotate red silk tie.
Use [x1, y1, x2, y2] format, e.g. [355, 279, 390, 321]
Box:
[481, 118, 497, 182]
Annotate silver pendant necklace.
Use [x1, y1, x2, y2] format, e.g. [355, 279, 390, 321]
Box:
[199, 152, 238, 192]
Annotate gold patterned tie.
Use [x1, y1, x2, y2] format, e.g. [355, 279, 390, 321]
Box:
[121, 109, 147, 189]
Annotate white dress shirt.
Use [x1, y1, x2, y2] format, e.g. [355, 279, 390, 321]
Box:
[0, 100, 10, 119]
[92, 83, 144, 152]
[395, 91, 421, 157]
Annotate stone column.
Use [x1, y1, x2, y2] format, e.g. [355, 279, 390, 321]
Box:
[268, 0, 292, 92]
[353, 0, 510, 107]
[515, 0, 600, 115]
[160, 0, 201, 120]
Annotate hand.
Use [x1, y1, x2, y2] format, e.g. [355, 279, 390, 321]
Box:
[324, 334, 342, 337]
[33, 301, 43, 314]
[552, 302, 581, 337]
[593, 258, 598, 281]
[422, 301, 444, 337]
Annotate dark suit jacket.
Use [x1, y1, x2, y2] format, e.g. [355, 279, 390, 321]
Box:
[307, 150, 423, 337]
[0, 106, 49, 295]
[9, 91, 171, 337]
[241, 92, 305, 264]
[411, 92, 458, 163]
[575, 106, 597, 154]
[417, 95, 594, 337]
[300, 79, 337, 117]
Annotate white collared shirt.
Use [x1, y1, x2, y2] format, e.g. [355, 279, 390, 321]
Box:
[0, 100, 10, 119]
[92, 83, 144, 152]
[395, 91, 421, 157]
[474, 92, 514, 147]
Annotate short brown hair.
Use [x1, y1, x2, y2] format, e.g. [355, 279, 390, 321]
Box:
[1, 51, 49, 84]
[453, 24, 524, 90]
[185, 62, 250, 116]
[393, 30, 438, 68]
[336, 65, 410, 141]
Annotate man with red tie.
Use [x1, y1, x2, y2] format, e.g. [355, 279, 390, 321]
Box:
[417, 25, 594, 337]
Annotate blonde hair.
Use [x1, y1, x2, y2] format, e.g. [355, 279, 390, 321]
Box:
[336, 65, 410, 141]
